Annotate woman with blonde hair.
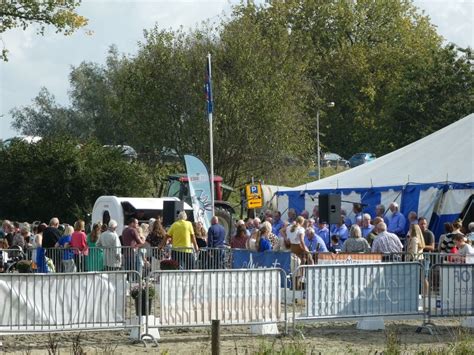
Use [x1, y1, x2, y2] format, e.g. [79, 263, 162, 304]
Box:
[262, 221, 278, 250]
[255, 223, 272, 252]
[407, 224, 426, 261]
[55, 225, 76, 272]
[342, 225, 370, 253]
[287, 216, 313, 264]
[192, 221, 208, 248]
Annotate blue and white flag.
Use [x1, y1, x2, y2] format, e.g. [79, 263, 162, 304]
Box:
[205, 54, 213, 115]
[184, 154, 213, 230]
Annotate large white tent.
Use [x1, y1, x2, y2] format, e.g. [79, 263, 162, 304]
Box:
[277, 114, 474, 238]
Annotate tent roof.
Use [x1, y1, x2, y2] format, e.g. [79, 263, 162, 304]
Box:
[291, 113, 474, 192]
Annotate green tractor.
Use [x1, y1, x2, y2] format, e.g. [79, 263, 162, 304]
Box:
[159, 174, 236, 238]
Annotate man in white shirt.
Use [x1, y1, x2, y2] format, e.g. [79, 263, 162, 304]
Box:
[453, 233, 474, 264]
[97, 219, 122, 270]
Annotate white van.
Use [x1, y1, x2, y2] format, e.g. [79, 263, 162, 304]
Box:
[91, 196, 193, 235]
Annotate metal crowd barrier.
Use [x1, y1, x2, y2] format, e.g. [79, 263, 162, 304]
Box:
[0, 271, 141, 334]
[0, 255, 473, 340]
[145, 268, 287, 336]
[2, 247, 463, 273]
[292, 262, 425, 331]
[428, 263, 474, 318]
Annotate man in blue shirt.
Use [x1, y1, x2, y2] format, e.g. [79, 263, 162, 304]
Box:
[208, 216, 226, 247]
[332, 216, 349, 242]
[315, 221, 330, 247]
[207, 216, 226, 269]
[361, 213, 374, 239]
[272, 211, 285, 236]
[387, 202, 406, 237]
[304, 228, 328, 253]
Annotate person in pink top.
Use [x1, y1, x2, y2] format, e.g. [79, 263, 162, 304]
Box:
[70, 219, 88, 271]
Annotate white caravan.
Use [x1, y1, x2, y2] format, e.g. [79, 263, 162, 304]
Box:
[91, 196, 193, 235]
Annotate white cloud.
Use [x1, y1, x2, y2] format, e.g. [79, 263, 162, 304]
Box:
[414, 0, 473, 48]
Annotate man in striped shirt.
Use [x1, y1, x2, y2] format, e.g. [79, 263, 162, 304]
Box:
[372, 222, 403, 254]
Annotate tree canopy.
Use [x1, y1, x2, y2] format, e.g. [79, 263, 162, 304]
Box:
[9, 0, 474, 188]
[0, 139, 154, 222]
[0, 0, 87, 60]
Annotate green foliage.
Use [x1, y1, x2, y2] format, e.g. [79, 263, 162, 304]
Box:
[0, 139, 154, 223]
[256, 337, 310, 355]
[8, 0, 474, 189]
[10, 88, 77, 137]
[0, 0, 87, 61]
[384, 329, 402, 355]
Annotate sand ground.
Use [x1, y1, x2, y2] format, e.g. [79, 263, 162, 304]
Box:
[0, 318, 472, 354]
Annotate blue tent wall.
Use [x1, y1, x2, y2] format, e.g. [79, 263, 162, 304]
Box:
[278, 182, 474, 239]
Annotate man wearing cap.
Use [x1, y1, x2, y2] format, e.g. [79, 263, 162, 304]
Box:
[97, 220, 122, 270]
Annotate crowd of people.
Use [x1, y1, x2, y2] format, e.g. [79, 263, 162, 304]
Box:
[229, 202, 474, 265]
[0, 201, 473, 273]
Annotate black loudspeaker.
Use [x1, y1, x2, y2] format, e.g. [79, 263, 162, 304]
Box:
[319, 194, 341, 225]
[163, 200, 184, 227]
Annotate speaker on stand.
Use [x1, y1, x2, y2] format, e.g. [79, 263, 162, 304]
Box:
[163, 200, 185, 227]
[318, 194, 341, 225]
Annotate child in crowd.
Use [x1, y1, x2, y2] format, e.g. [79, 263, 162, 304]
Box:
[329, 235, 342, 253]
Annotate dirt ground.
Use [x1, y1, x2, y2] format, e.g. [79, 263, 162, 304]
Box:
[1, 318, 473, 354]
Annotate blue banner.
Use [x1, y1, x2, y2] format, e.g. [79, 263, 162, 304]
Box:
[205, 54, 213, 114]
[232, 249, 291, 287]
[184, 154, 213, 231]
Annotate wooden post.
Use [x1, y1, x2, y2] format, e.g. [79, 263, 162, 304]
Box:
[211, 319, 220, 355]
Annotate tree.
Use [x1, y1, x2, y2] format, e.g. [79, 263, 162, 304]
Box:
[10, 87, 77, 137]
[9, 0, 474, 188]
[0, 0, 87, 60]
[0, 139, 154, 222]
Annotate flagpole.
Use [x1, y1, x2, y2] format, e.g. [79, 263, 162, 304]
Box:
[207, 53, 215, 216]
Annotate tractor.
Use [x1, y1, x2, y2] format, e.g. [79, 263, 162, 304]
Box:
[159, 174, 236, 238]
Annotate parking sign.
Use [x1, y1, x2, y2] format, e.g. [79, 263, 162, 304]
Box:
[245, 183, 263, 209]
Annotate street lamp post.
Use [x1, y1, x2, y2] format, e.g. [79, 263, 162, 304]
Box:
[317, 101, 335, 180]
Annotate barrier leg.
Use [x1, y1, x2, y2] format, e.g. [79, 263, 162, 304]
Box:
[356, 317, 385, 330]
[461, 317, 474, 329]
[250, 323, 279, 335]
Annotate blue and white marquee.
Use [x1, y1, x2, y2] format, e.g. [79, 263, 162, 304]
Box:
[277, 114, 474, 239]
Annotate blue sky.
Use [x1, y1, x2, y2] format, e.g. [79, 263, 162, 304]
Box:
[0, 0, 472, 140]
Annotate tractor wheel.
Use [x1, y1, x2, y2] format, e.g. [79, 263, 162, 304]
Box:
[215, 207, 233, 242]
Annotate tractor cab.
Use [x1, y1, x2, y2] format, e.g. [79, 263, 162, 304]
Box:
[160, 174, 236, 238]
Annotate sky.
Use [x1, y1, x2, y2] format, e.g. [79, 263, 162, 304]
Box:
[0, 0, 473, 140]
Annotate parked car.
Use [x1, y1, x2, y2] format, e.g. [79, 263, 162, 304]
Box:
[103, 145, 138, 161]
[321, 152, 350, 168]
[349, 152, 376, 167]
[1, 135, 42, 149]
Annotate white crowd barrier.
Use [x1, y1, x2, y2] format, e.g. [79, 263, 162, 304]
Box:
[145, 268, 287, 337]
[0, 256, 473, 340]
[0, 271, 140, 334]
[292, 262, 424, 331]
